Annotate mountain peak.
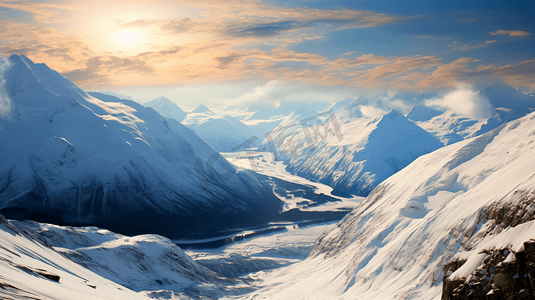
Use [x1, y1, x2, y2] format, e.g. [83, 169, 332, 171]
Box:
[406, 105, 444, 122]
[6, 54, 86, 100]
[5, 54, 41, 97]
[145, 96, 173, 106]
[8, 54, 32, 65]
[384, 109, 403, 118]
[154, 96, 171, 103]
[192, 104, 212, 114]
[375, 109, 420, 130]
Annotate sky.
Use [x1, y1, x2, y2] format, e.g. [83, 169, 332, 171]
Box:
[0, 0, 534, 107]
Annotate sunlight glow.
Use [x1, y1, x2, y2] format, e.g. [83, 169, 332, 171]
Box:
[115, 30, 142, 45]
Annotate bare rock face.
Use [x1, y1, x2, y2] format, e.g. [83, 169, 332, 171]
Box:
[442, 240, 535, 300]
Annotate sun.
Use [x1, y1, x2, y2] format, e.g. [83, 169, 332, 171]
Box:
[115, 29, 142, 45]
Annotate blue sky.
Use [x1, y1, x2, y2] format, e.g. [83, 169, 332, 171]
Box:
[0, 0, 533, 106]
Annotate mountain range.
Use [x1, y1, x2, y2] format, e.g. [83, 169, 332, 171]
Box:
[0, 54, 282, 239]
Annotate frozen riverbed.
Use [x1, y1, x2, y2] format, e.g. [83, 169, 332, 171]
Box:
[222, 151, 363, 211]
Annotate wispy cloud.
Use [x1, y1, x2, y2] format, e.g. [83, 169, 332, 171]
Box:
[448, 40, 496, 51]
[490, 29, 530, 37]
[0, 0, 533, 93]
[0, 0, 73, 23]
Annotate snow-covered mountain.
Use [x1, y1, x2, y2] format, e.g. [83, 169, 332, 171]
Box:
[415, 110, 482, 146]
[182, 105, 262, 152]
[13, 219, 218, 293]
[406, 105, 444, 122]
[101, 90, 134, 101]
[0, 54, 282, 238]
[412, 83, 535, 146]
[247, 108, 535, 299]
[143, 96, 187, 122]
[0, 214, 221, 299]
[263, 108, 443, 196]
[475, 82, 535, 136]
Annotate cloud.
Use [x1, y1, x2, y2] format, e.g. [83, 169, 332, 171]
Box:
[0, 0, 73, 23]
[475, 59, 535, 89]
[0, 57, 12, 118]
[490, 30, 530, 36]
[425, 84, 493, 119]
[216, 54, 243, 69]
[227, 21, 303, 38]
[63, 55, 154, 87]
[449, 40, 496, 51]
[217, 80, 353, 106]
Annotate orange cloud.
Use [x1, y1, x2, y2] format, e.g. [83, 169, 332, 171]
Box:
[1, 0, 533, 92]
[490, 30, 530, 36]
[449, 40, 496, 51]
[0, 0, 73, 23]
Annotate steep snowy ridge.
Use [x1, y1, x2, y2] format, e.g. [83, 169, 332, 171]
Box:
[246, 109, 535, 299]
[0, 54, 282, 238]
[265, 108, 443, 196]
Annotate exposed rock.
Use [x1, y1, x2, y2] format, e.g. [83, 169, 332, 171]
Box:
[442, 240, 535, 299]
[15, 265, 60, 282]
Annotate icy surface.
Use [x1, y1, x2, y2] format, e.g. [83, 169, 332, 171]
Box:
[222, 151, 363, 211]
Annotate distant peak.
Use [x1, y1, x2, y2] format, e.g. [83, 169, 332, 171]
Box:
[8, 54, 33, 66]
[406, 105, 444, 122]
[385, 109, 403, 117]
[192, 104, 212, 114]
[375, 109, 409, 126]
[152, 96, 172, 104]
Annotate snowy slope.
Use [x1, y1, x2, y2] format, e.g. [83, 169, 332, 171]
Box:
[143, 96, 187, 122]
[0, 55, 282, 238]
[0, 214, 151, 300]
[13, 219, 218, 294]
[415, 110, 482, 146]
[243, 109, 535, 299]
[262, 108, 443, 196]
[182, 105, 262, 152]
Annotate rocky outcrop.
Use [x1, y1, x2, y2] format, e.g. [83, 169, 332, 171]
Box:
[442, 240, 535, 300]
